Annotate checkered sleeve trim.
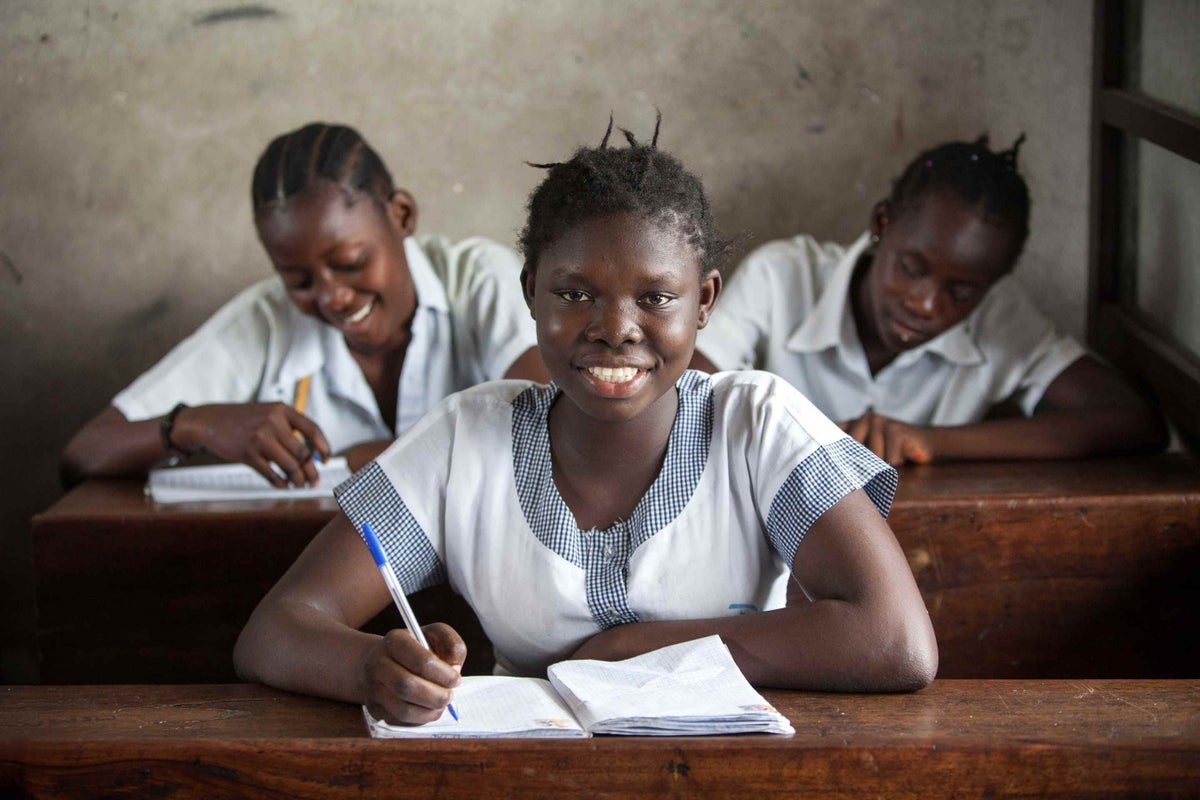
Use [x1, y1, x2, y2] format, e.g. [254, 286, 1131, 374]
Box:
[334, 461, 446, 594]
[765, 437, 898, 566]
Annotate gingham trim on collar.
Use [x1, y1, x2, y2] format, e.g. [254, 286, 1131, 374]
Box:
[511, 370, 714, 628]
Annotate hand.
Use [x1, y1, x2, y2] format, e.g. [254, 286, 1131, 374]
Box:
[840, 411, 934, 466]
[173, 403, 332, 487]
[362, 624, 466, 725]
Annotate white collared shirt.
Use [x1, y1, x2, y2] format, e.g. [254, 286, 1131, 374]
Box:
[335, 371, 896, 677]
[695, 233, 1086, 425]
[113, 235, 537, 452]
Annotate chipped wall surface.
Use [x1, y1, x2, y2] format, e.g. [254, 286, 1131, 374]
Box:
[0, 1, 1092, 681]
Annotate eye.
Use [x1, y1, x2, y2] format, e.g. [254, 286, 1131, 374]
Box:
[949, 284, 977, 304]
[555, 289, 592, 303]
[641, 292, 676, 308]
[898, 259, 923, 278]
[332, 251, 368, 272]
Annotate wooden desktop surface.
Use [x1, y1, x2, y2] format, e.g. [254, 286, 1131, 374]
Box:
[3, 681, 1198, 799]
[31, 455, 1200, 682]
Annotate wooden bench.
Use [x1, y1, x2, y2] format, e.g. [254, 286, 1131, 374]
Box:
[31, 455, 1200, 683]
[3, 681, 1197, 799]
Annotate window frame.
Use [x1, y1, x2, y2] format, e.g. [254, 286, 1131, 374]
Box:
[1089, 0, 1200, 448]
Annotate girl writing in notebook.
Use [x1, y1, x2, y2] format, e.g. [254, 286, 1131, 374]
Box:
[235, 117, 937, 725]
[691, 136, 1166, 464]
[61, 122, 546, 488]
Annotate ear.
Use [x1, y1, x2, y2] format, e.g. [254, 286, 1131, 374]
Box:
[695, 268, 722, 329]
[870, 200, 890, 241]
[386, 189, 418, 236]
[521, 266, 537, 318]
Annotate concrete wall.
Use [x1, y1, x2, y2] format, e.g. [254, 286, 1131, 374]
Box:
[0, 0, 1093, 682]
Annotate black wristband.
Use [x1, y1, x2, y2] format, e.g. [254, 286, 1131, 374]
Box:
[160, 402, 192, 456]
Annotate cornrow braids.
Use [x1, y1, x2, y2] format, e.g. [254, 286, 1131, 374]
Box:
[888, 133, 1031, 255]
[519, 112, 727, 278]
[250, 122, 395, 210]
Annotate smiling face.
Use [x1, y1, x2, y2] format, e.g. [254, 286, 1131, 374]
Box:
[524, 211, 720, 425]
[856, 190, 1020, 364]
[255, 180, 418, 356]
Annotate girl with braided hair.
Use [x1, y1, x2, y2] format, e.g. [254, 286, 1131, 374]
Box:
[62, 122, 546, 488]
[694, 135, 1165, 464]
[235, 116, 936, 725]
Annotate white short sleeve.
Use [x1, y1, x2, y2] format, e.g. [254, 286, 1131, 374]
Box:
[446, 237, 537, 380]
[974, 278, 1088, 415]
[696, 249, 778, 371]
[714, 373, 897, 566]
[111, 280, 278, 421]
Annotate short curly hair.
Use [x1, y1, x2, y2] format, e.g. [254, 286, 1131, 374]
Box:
[518, 114, 727, 278]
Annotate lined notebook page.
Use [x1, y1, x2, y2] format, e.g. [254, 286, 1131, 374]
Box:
[364, 676, 588, 739]
[147, 457, 352, 503]
[548, 635, 794, 736]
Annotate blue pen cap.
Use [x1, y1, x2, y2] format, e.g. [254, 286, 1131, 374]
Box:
[360, 522, 388, 568]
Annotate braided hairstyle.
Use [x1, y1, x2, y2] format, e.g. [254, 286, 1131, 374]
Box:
[888, 134, 1030, 260]
[251, 122, 395, 210]
[519, 113, 727, 279]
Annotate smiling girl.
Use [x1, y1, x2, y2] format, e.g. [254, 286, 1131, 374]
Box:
[61, 123, 546, 488]
[693, 136, 1166, 465]
[234, 118, 936, 725]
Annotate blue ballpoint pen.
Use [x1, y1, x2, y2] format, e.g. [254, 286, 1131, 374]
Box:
[360, 522, 459, 722]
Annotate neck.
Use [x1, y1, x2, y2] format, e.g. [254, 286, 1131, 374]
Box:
[849, 252, 895, 376]
[548, 387, 679, 483]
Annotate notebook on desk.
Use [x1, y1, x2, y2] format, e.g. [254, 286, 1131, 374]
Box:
[363, 635, 794, 739]
[146, 457, 352, 503]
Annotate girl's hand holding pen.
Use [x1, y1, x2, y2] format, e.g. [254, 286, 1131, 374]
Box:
[362, 624, 465, 725]
[169, 402, 333, 487]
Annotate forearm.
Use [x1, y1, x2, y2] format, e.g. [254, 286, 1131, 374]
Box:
[573, 600, 934, 692]
[924, 405, 1167, 461]
[233, 598, 380, 704]
[60, 407, 171, 486]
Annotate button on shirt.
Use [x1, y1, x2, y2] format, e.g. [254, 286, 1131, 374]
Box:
[695, 233, 1087, 425]
[113, 235, 537, 452]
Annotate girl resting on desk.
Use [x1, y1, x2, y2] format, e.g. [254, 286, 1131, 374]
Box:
[61, 122, 547, 489]
[235, 116, 937, 725]
[691, 136, 1166, 465]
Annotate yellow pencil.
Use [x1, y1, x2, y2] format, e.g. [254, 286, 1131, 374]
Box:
[292, 376, 313, 454]
[293, 375, 312, 415]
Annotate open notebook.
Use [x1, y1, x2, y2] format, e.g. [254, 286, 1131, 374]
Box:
[146, 457, 352, 503]
[364, 635, 794, 739]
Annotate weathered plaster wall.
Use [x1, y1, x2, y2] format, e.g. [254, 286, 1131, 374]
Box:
[0, 0, 1092, 681]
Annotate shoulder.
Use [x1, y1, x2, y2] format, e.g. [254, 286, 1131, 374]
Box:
[706, 370, 845, 447]
[416, 234, 521, 279]
[738, 234, 845, 275]
[182, 277, 294, 348]
[970, 275, 1074, 351]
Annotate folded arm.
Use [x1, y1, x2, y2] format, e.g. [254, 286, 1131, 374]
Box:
[570, 489, 937, 692]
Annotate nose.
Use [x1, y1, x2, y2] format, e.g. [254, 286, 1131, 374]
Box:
[314, 271, 354, 313]
[904, 281, 938, 320]
[585, 299, 642, 347]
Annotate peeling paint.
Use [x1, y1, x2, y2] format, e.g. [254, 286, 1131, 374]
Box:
[0, 251, 22, 285]
[194, 5, 280, 26]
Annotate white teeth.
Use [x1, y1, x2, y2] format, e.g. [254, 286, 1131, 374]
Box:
[344, 299, 374, 325]
[587, 366, 640, 383]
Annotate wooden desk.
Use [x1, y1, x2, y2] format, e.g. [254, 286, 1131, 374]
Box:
[30, 484, 492, 682]
[2, 681, 1198, 799]
[32, 456, 1200, 683]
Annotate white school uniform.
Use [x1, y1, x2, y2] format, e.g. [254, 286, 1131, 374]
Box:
[695, 233, 1087, 425]
[112, 235, 537, 452]
[335, 370, 895, 678]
